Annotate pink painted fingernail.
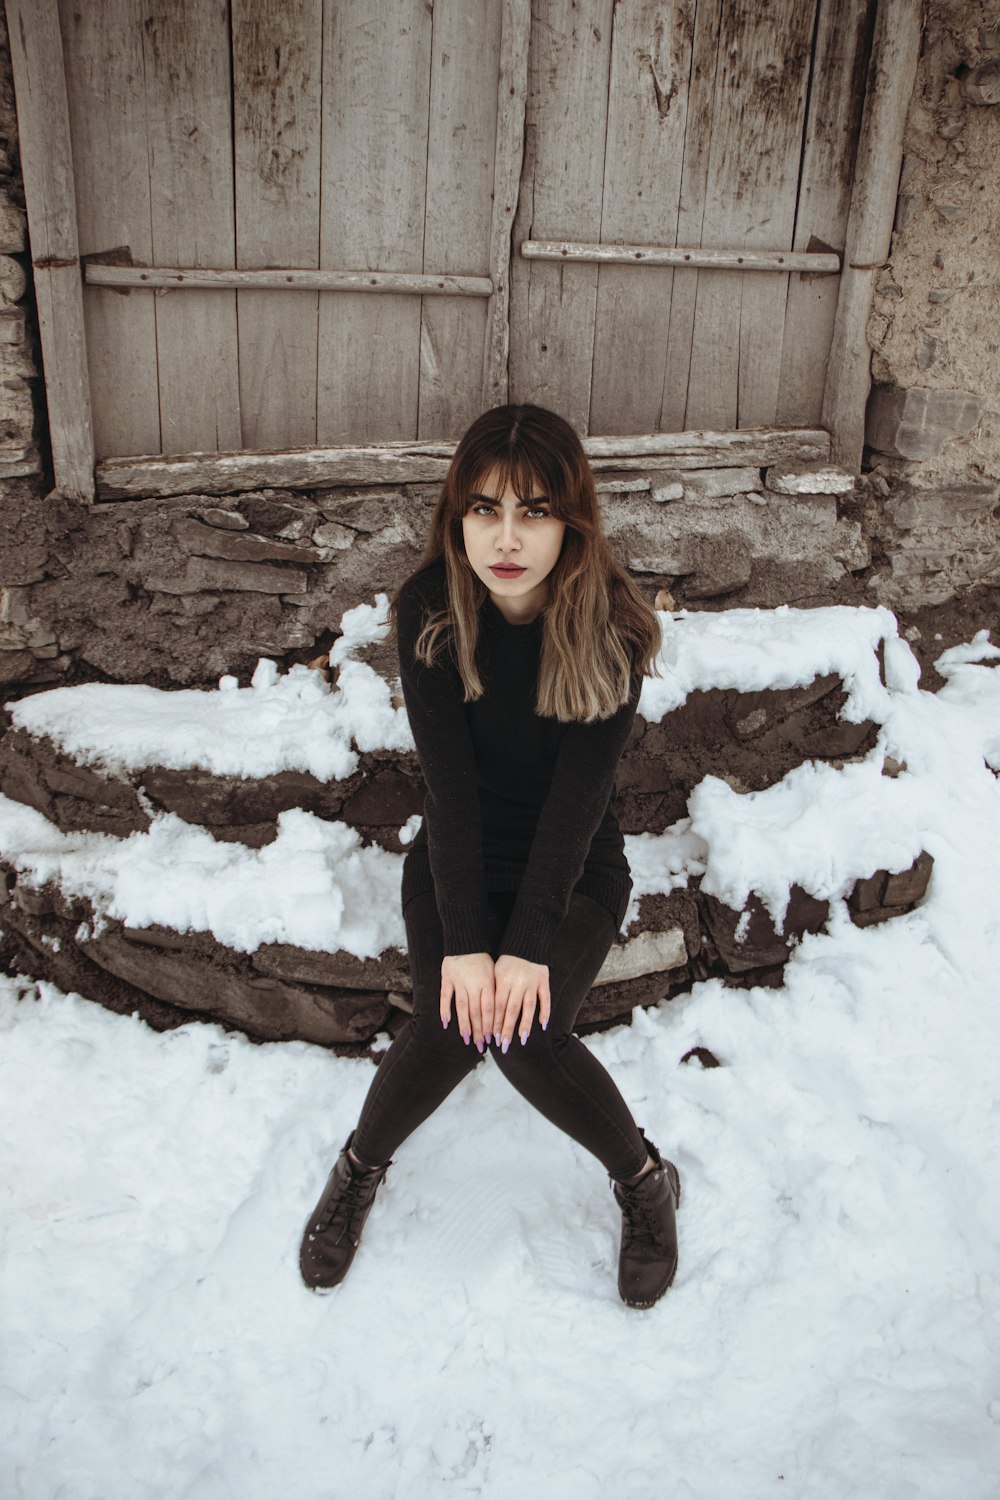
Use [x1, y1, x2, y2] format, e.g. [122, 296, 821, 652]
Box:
[484, 1031, 492, 1044]
[501, 1037, 510, 1055]
[476, 1038, 484, 1054]
[520, 1031, 528, 1046]
[442, 1016, 448, 1029]
[541, 1018, 548, 1031]
[462, 1029, 470, 1045]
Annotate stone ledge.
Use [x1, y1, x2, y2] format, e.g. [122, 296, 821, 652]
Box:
[0, 672, 879, 851]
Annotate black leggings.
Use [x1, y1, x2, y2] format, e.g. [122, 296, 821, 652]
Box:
[351, 887, 649, 1181]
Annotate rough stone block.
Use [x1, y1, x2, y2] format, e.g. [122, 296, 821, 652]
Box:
[700, 886, 829, 974]
[172, 516, 324, 565]
[145, 555, 310, 595]
[594, 926, 687, 985]
[882, 851, 934, 906]
[866, 385, 983, 460]
[0, 196, 26, 252]
[251, 943, 412, 993]
[0, 254, 27, 303]
[676, 467, 760, 499]
[764, 463, 854, 495]
[0, 308, 26, 344]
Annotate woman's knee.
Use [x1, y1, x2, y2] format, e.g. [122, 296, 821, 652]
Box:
[407, 1009, 487, 1073]
[490, 1026, 567, 1082]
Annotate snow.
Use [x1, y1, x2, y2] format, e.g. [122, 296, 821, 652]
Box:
[8, 599, 899, 781]
[2, 611, 1000, 1498]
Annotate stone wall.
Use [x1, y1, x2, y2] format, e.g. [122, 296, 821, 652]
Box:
[861, 0, 1000, 609]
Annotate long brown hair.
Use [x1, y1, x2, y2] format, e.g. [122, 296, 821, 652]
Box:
[390, 403, 661, 722]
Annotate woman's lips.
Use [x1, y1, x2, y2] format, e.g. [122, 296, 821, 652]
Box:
[489, 564, 526, 577]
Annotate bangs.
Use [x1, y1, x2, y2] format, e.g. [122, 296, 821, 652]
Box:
[457, 446, 576, 523]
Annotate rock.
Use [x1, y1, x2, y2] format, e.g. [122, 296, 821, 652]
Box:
[674, 467, 760, 499]
[883, 851, 934, 906]
[865, 385, 983, 461]
[651, 482, 685, 503]
[594, 926, 687, 985]
[763, 464, 854, 496]
[699, 887, 829, 974]
[201, 507, 250, 530]
[916, 331, 947, 371]
[962, 60, 1000, 105]
[251, 943, 412, 993]
[82, 924, 392, 1045]
[172, 516, 324, 565]
[145, 555, 311, 596]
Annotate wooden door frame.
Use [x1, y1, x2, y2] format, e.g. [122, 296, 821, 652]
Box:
[7, 0, 920, 502]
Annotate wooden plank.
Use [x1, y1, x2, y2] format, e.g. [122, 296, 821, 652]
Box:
[589, 1, 694, 435]
[660, 0, 722, 431]
[777, 0, 876, 425]
[418, 0, 504, 439]
[823, 0, 922, 470]
[95, 426, 831, 499]
[141, 0, 240, 452]
[58, 0, 160, 460]
[525, 240, 841, 273]
[5, 0, 94, 498]
[481, 0, 531, 410]
[509, 0, 612, 430]
[318, 0, 433, 442]
[85, 265, 494, 296]
[232, 0, 323, 450]
[685, 0, 817, 429]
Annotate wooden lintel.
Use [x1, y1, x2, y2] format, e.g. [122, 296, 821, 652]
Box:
[6, 0, 95, 499]
[822, 0, 923, 470]
[95, 428, 831, 500]
[522, 240, 842, 274]
[84, 265, 493, 297]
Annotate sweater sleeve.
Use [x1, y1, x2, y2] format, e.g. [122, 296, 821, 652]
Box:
[498, 669, 643, 966]
[396, 576, 493, 956]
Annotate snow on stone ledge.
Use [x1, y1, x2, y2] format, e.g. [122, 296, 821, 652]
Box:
[7, 599, 903, 781]
[640, 604, 900, 723]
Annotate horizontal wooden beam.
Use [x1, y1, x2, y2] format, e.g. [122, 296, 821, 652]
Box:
[95, 428, 831, 500]
[521, 239, 842, 274]
[84, 265, 494, 297]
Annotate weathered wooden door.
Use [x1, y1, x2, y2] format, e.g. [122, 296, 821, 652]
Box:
[8, 0, 922, 498]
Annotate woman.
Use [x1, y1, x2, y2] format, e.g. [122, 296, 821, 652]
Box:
[299, 403, 681, 1309]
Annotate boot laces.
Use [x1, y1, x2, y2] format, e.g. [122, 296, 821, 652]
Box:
[317, 1165, 378, 1237]
[619, 1178, 668, 1249]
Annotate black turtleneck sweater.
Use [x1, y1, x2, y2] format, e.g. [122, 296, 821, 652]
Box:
[397, 559, 640, 966]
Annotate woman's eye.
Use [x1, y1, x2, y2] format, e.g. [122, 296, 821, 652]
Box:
[527, 507, 549, 519]
[471, 502, 496, 517]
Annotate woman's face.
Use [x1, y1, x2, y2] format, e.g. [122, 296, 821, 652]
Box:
[460, 465, 567, 624]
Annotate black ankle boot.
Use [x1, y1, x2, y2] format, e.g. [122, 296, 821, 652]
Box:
[299, 1129, 392, 1293]
[611, 1130, 681, 1309]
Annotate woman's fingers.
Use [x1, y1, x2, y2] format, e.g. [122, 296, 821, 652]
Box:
[517, 988, 538, 1045]
[479, 983, 495, 1043]
[455, 985, 472, 1046]
[495, 983, 526, 1051]
[439, 974, 454, 1031]
[468, 987, 485, 1051]
[538, 973, 551, 1033]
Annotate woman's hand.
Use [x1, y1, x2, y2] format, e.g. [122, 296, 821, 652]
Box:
[493, 954, 551, 1051]
[440, 953, 496, 1050]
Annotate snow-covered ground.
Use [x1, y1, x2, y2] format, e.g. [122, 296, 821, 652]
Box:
[2, 613, 1000, 1499]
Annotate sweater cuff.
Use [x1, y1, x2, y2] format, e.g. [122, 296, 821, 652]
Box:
[497, 902, 561, 967]
[439, 899, 494, 958]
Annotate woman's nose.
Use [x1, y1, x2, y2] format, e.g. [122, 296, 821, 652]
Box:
[496, 514, 520, 551]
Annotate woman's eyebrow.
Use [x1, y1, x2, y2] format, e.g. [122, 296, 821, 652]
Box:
[468, 492, 549, 505]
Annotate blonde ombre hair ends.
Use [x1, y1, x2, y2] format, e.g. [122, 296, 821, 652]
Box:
[390, 404, 662, 723]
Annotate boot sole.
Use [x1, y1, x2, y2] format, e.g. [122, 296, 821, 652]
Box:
[621, 1160, 681, 1310]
